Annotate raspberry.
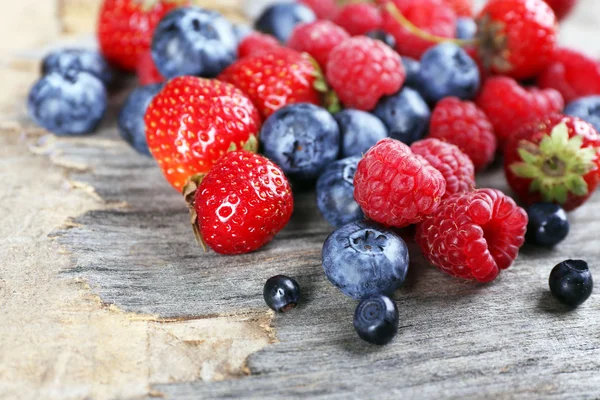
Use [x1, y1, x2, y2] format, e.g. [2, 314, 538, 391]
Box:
[429, 97, 497, 172]
[326, 37, 405, 111]
[288, 21, 350, 70]
[354, 138, 447, 228]
[381, 0, 457, 60]
[543, 0, 577, 20]
[299, 0, 339, 20]
[238, 32, 280, 59]
[334, 3, 383, 36]
[476, 77, 564, 149]
[442, 0, 474, 16]
[537, 47, 600, 104]
[415, 189, 528, 282]
[411, 138, 475, 198]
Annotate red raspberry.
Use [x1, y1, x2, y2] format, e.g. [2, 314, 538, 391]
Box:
[442, 0, 474, 16]
[288, 21, 350, 70]
[411, 138, 475, 198]
[191, 151, 294, 255]
[537, 47, 600, 104]
[354, 138, 447, 228]
[381, 0, 457, 60]
[326, 37, 405, 111]
[543, 0, 577, 20]
[238, 32, 280, 59]
[504, 114, 600, 211]
[136, 49, 165, 85]
[476, 77, 564, 149]
[299, 0, 339, 20]
[475, 0, 557, 79]
[334, 3, 383, 36]
[416, 189, 528, 282]
[429, 97, 497, 172]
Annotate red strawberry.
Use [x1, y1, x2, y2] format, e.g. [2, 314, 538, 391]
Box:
[537, 47, 600, 104]
[416, 189, 528, 282]
[543, 0, 578, 20]
[326, 37, 405, 111]
[381, 0, 457, 60]
[333, 3, 383, 36]
[475, 0, 557, 79]
[442, 0, 474, 17]
[299, 0, 339, 20]
[411, 138, 475, 198]
[504, 114, 600, 211]
[97, 0, 187, 71]
[136, 49, 165, 85]
[429, 97, 497, 172]
[218, 47, 325, 119]
[188, 151, 293, 255]
[288, 21, 350, 71]
[237, 32, 281, 59]
[354, 138, 447, 228]
[145, 76, 261, 191]
[476, 77, 564, 149]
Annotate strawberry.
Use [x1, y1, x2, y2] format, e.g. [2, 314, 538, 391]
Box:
[504, 114, 600, 211]
[187, 151, 294, 255]
[476, 77, 564, 149]
[218, 47, 328, 119]
[97, 0, 188, 71]
[475, 0, 557, 79]
[136, 49, 165, 85]
[543, 0, 578, 20]
[537, 47, 600, 104]
[442, 0, 474, 17]
[145, 76, 262, 191]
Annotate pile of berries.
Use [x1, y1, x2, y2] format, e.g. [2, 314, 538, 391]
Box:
[27, 0, 598, 346]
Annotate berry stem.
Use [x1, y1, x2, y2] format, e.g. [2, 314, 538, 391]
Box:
[384, 3, 478, 48]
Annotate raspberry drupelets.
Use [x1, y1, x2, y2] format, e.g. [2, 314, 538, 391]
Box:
[537, 47, 600, 104]
[237, 32, 280, 59]
[429, 97, 497, 172]
[416, 189, 528, 282]
[334, 3, 383, 36]
[144, 76, 261, 191]
[411, 139, 475, 199]
[327, 37, 405, 111]
[288, 21, 350, 70]
[354, 138, 446, 228]
[191, 151, 293, 255]
[299, 0, 339, 20]
[476, 77, 564, 149]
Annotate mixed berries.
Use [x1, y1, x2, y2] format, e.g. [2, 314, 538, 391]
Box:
[28, 0, 597, 347]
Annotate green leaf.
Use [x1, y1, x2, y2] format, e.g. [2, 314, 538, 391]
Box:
[550, 122, 570, 146]
[566, 175, 588, 196]
[546, 184, 568, 204]
[530, 178, 542, 193]
[313, 80, 328, 93]
[517, 148, 539, 165]
[511, 163, 539, 179]
[227, 142, 237, 152]
[566, 135, 584, 152]
[243, 135, 259, 153]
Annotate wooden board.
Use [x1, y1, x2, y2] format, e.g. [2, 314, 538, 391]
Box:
[3, 0, 600, 399]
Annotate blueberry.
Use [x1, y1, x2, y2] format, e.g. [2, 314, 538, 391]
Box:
[401, 57, 421, 88]
[254, 3, 316, 43]
[353, 295, 399, 346]
[526, 203, 569, 247]
[549, 260, 593, 308]
[374, 87, 430, 145]
[316, 156, 365, 228]
[415, 43, 480, 103]
[152, 7, 237, 79]
[233, 24, 253, 44]
[260, 103, 340, 181]
[456, 17, 477, 40]
[335, 109, 388, 158]
[263, 275, 300, 312]
[322, 220, 410, 300]
[365, 30, 396, 49]
[41, 48, 114, 86]
[118, 84, 163, 156]
[565, 96, 600, 132]
[27, 70, 107, 136]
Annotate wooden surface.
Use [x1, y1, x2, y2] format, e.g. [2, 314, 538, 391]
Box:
[2, 1, 600, 399]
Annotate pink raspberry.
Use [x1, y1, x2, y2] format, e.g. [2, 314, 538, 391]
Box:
[237, 32, 280, 59]
[411, 138, 475, 199]
[288, 21, 350, 70]
[326, 37, 405, 111]
[299, 0, 339, 20]
[416, 189, 528, 282]
[354, 138, 447, 228]
[334, 3, 383, 36]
